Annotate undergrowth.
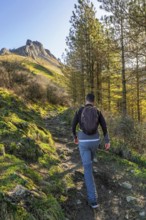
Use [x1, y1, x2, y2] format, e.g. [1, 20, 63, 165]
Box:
[0, 88, 66, 220]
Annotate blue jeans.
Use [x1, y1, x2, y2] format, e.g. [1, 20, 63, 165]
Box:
[79, 141, 100, 203]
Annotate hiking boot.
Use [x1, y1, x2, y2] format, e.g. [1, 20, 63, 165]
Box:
[88, 201, 99, 209]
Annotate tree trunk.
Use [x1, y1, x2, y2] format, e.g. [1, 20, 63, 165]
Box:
[136, 53, 141, 122]
[107, 76, 111, 111]
[96, 62, 102, 106]
[121, 17, 127, 116]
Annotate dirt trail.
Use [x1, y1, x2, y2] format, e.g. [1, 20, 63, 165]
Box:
[45, 113, 146, 220]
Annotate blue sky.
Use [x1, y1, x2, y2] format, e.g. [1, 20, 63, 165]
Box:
[0, 0, 106, 59]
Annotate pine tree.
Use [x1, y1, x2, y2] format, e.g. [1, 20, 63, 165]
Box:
[98, 0, 131, 116]
[65, 0, 108, 106]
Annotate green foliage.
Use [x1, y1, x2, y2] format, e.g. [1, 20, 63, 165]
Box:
[65, 0, 146, 122]
[0, 155, 32, 192]
[58, 107, 75, 125]
[0, 89, 66, 219]
[0, 143, 5, 156]
[0, 58, 69, 106]
[27, 195, 65, 220]
[7, 140, 43, 162]
[65, 0, 108, 105]
[105, 114, 146, 167]
[97, 150, 146, 181]
[0, 192, 65, 220]
[39, 154, 59, 168]
[108, 115, 135, 142]
[25, 62, 54, 76]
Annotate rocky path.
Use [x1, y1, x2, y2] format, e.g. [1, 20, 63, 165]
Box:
[45, 113, 146, 220]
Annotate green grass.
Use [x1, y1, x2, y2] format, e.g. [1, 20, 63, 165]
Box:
[97, 150, 146, 182]
[0, 88, 66, 220]
[0, 54, 69, 219]
[0, 154, 39, 192]
[0, 54, 66, 87]
[24, 62, 54, 76]
[108, 138, 146, 167]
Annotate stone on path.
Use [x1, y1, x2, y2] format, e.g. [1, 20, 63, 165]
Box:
[76, 199, 82, 205]
[139, 211, 145, 217]
[126, 196, 137, 202]
[121, 182, 132, 190]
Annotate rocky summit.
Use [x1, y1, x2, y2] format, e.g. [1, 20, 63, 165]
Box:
[11, 39, 57, 60]
[0, 40, 60, 67]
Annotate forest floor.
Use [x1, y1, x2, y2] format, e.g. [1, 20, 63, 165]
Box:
[45, 110, 146, 220]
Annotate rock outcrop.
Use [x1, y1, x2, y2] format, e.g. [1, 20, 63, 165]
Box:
[0, 40, 61, 69]
[0, 48, 11, 55]
[11, 39, 57, 61]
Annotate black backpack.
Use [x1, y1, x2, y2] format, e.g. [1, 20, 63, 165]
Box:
[81, 106, 99, 135]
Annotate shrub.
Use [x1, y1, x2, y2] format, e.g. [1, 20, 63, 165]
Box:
[106, 114, 146, 164]
[110, 115, 134, 142]
[26, 81, 46, 102]
[0, 66, 9, 87]
[46, 83, 69, 105]
[12, 70, 33, 85]
[0, 60, 69, 106]
[130, 123, 146, 153]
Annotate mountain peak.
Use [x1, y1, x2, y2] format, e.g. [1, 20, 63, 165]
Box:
[10, 39, 56, 60]
[0, 40, 60, 68]
[26, 39, 43, 48]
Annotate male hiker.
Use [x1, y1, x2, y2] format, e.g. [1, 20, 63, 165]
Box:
[72, 93, 110, 208]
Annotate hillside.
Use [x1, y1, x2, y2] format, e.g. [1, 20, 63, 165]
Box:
[0, 54, 63, 85]
[0, 40, 65, 87]
[0, 48, 68, 105]
[0, 41, 69, 219]
[0, 88, 72, 220]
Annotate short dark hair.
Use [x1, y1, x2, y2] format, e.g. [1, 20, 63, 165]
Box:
[86, 93, 95, 102]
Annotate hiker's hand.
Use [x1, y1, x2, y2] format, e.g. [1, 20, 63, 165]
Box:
[105, 143, 110, 150]
[74, 137, 78, 145]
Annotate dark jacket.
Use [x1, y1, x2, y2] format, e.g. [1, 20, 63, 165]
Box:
[72, 104, 110, 143]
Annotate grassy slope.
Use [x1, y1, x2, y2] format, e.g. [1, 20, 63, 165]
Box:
[0, 88, 70, 220]
[0, 54, 65, 87]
